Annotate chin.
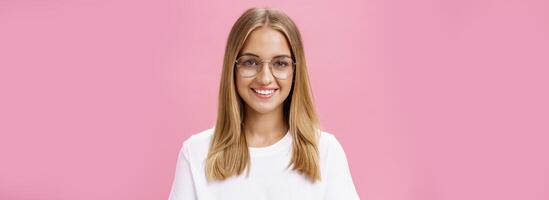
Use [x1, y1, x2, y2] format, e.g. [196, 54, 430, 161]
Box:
[249, 105, 277, 114]
[248, 101, 283, 114]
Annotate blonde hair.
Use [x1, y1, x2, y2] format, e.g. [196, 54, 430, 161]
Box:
[205, 7, 321, 182]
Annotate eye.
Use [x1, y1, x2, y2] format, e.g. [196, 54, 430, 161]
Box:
[241, 58, 259, 67]
[273, 59, 291, 68]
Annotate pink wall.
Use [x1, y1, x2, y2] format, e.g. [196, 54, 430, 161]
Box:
[1, 0, 548, 199]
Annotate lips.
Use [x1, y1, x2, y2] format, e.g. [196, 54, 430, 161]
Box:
[252, 88, 276, 95]
[251, 88, 278, 99]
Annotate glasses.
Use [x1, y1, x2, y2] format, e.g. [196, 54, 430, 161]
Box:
[235, 55, 295, 80]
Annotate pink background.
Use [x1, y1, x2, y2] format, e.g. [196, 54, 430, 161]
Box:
[1, 0, 548, 199]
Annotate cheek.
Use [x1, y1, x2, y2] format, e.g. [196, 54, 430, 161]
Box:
[280, 79, 293, 98]
[235, 77, 252, 97]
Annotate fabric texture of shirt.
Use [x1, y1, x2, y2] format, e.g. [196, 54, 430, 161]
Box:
[168, 127, 360, 200]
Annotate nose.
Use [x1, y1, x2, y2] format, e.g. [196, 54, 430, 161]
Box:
[256, 62, 274, 84]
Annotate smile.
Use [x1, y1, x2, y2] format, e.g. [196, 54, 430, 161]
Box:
[252, 88, 278, 99]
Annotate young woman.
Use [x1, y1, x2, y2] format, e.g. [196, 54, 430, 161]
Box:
[169, 7, 359, 200]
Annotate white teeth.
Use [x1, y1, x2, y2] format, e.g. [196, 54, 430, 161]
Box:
[253, 89, 275, 95]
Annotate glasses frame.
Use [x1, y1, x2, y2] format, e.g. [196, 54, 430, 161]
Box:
[234, 55, 296, 80]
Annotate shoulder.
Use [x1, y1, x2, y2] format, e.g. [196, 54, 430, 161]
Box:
[317, 130, 349, 162]
[318, 130, 341, 149]
[317, 130, 359, 199]
[183, 127, 214, 147]
[178, 127, 215, 160]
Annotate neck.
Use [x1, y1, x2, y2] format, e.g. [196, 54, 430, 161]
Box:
[243, 105, 288, 147]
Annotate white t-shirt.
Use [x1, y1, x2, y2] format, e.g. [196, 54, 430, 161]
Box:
[168, 127, 360, 200]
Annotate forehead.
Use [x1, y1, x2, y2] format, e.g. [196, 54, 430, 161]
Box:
[239, 26, 292, 58]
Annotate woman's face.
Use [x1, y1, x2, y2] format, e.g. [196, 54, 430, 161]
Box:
[236, 26, 294, 115]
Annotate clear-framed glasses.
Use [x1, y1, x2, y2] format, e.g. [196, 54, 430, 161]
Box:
[235, 55, 295, 80]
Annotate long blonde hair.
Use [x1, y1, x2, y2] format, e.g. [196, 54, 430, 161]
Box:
[205, 7, 321, 182]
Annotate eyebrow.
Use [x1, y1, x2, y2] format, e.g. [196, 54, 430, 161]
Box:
[239, 52, 292, 59]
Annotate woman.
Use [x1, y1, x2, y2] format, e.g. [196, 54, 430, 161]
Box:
[169, 7, 359, 200]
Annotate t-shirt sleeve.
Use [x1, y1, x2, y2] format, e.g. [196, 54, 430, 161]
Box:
[168, 140, 197, 200]
[324, 135, 360, 200]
